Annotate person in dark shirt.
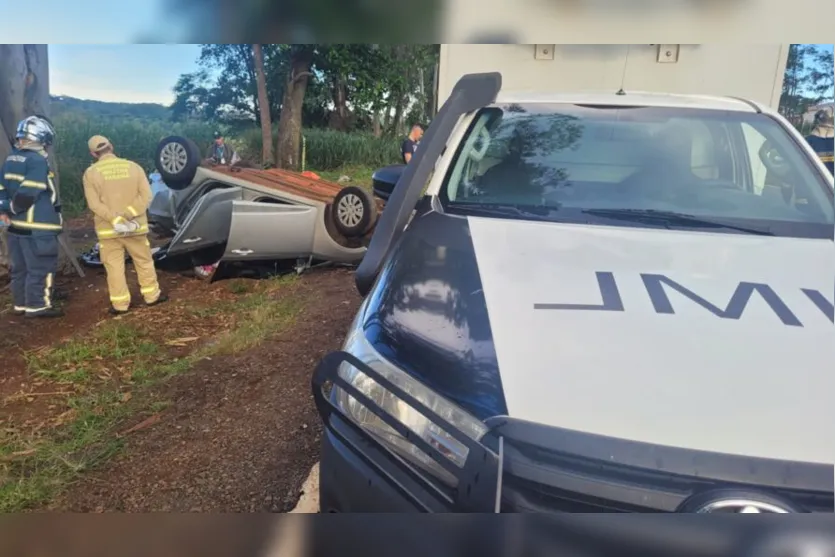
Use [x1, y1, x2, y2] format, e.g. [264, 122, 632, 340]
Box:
[804, 108, 833, 175]
[205, 131, 235, 165]
[401, 124, 424, 164]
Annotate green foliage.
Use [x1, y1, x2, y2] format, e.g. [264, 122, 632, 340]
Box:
[172, 44, 439, 135]
[171, 44, 324, 125]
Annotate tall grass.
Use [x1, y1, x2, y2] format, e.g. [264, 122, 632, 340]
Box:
[53, 114, 215, 213]
[235, 127, 401, 171]
[52, 114, 401, 213]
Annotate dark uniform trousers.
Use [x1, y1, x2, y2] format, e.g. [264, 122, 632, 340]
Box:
[7, 232, 59, 314]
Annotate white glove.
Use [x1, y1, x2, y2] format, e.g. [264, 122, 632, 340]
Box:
[113, 221, 139, 234]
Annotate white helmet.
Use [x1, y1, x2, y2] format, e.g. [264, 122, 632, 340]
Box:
[15, 115, 56, 146]
[814, 107, 833, 128]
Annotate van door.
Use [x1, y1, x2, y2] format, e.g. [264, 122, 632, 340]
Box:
[166, 187, 243, 256]
[222, 201, 318, 261]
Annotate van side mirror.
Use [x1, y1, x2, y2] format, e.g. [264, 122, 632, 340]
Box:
[355, 71, 503, 297]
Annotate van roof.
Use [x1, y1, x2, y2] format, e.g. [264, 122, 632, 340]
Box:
[493, 91, 766, 113]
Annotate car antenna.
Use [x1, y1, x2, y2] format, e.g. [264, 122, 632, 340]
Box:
[617, 45, 631, 96]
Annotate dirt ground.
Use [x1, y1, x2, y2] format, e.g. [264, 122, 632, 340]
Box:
[0, 217, 361, 512]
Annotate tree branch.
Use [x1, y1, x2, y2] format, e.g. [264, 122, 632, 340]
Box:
[292, 71, 313, 84]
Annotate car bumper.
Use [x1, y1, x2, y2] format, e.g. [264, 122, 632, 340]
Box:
[319, 414, 449, 513]
[372, 182, 392, 201]
[313, 352, 834, 514]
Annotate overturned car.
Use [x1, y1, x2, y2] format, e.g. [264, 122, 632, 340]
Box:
[83, 136, 384, 280]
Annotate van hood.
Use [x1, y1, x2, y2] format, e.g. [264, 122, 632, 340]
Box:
[362, 212, 833, 465]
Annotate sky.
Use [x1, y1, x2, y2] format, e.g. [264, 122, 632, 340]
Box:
[50, 45, 202, 105]
[1, 0, 197, 104]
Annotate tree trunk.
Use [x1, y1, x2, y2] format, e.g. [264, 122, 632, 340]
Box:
[382, 102, 392, 132]
[372, 106, 382, 138]
[252, 44, 274, 166]
[430, 60, 439, 116]
[275, 48, 313, 171]
[0, 44, 59, 279]
[328, 77, 349, 132]
[390, 92, 406, 137]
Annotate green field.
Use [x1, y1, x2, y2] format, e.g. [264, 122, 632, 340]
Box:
[52, 113, 400, 215]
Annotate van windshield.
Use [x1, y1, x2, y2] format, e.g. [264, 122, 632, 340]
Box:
[440, 103, 834, 239]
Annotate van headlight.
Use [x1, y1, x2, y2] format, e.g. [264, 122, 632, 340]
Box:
[332, 326, 488, 487]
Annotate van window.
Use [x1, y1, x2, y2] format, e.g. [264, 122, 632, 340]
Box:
[440, 103, 834, 238]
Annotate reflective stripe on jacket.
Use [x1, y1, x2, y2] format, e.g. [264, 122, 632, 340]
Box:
[804, 134, 834, 174]
[82, 153, 152, 240]
[0, 147, 63, 235]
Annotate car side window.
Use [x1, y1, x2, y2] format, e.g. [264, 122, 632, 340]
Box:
[685, 120, 720, 180]
[741, 122, 769, 195]
[650, 119, 722, 185]
[446, 112, 496, 201]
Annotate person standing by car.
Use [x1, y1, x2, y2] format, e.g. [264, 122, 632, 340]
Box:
[83, 135, 167, 315]
[0, 116, 64, 318]
[206, 131, 234, 166]
[804, 108, 834, 175]
[401, 124, 424, 164]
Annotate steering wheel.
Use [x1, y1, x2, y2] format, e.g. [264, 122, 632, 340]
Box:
[759, 141, 792, 177]
[468, 127, 491, 162]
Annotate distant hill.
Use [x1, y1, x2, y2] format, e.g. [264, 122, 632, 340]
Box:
[51, 95, 172, 121]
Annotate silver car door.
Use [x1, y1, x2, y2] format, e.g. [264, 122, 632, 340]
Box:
[166, 187, 243, 256]
[222, 200, 318, 261]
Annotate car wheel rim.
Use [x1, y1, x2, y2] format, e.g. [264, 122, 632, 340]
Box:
[160, 142, 188, 174]
[337, 194, 364, 228]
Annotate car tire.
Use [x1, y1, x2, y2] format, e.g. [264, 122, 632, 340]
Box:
[155, 136, 201, 190]
[331, 186, 377, 238]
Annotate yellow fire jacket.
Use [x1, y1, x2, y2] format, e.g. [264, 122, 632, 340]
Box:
[82, 153, 152, 240]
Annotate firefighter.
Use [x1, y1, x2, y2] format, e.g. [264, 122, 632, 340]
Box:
[82, 135, 168, 314]
[0, 115, 64, 318]
[804, 107, 834, 175]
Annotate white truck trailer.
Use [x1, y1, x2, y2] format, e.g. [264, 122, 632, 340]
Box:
[437, 44, 788, 110]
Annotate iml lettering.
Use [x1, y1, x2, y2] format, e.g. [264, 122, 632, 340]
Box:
[534, 272, 834, 327]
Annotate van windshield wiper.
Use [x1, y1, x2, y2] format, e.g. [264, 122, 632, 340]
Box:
[582, 208, 774, 236]
[446, 201, 558, 221]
